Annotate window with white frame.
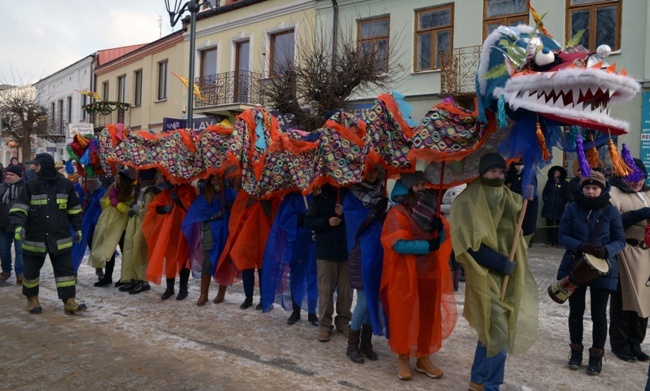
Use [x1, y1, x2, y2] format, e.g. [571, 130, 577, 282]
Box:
[117, 75, 126, 103]
[134, 69, 142, 106]
[158, 60, 168, 100]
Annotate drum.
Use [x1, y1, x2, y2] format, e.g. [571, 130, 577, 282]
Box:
[548, 253, 609, 304]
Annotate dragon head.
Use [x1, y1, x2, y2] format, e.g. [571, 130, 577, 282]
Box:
[477, 25, 639, 135]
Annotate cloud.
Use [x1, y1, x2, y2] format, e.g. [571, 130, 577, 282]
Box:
[0, 0, 174, 84]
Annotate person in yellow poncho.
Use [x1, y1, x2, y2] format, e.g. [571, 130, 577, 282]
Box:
[450, 153, 538, 391]
[88, 169, 135, 287]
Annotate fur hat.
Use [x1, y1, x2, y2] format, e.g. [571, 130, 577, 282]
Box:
[581, 171, 606, 191]
[479, 153, 507, 176]
[4, 165, 22, 178]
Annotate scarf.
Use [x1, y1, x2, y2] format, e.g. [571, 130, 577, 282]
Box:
[409, 190, 438, 233]
[574, 192, 611, 210]
[350, 179, 383, 208]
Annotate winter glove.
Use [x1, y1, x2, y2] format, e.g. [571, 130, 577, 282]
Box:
[14, 227, 25, 241]
[209, 211, 224, 221]
[428, 237, 441, 252]
[503, 260, 516, 276]
[156, 204, 174, 214]
[220, 198, 233, 211]
[374, 198, 389, 218]
[637, 207, 650, 220]
[428, 217, 443, 233]
[128, 203, 140, 218]
[577, 243, 597, 255]
[73, 231, 82, 243]
[591, 246, 608, 259]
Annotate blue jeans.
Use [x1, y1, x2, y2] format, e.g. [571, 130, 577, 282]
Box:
[0, 230, 23, 276]
[350, 289, 370, 331]
[470, 341, 507, 390]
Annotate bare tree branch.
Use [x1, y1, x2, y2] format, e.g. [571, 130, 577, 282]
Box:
[262, 17, 404, 131]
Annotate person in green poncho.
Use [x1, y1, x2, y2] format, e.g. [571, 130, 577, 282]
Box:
[450, 153, 538, 391]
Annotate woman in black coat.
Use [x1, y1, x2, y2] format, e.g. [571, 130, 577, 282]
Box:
[557, 171, 626, 376]
[542, 166, 569, 247]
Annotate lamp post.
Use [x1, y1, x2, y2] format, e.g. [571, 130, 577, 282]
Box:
[164, 0, 219, 132]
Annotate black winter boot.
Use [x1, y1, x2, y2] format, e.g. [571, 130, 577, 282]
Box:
[176, 268, 190, 301]
[346, 328, 364, 364]
[631, 344, 650, 362]
[287, 301, 301, 325]
[587, 348, 604, 376]
[567, 343, 583, 369]
[360, 324, 378, 361]
[161, 278, 175, 300]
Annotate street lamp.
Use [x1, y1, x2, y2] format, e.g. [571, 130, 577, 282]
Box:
[164, 0, 220, 132]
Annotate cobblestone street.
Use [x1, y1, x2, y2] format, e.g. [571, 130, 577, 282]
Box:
[0, 244, 647, 390]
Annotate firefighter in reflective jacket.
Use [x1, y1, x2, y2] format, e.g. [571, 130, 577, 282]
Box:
[9, 153, 85, 315]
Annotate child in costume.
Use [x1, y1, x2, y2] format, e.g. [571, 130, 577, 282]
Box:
[143, 180, 197, 300]
[261, 191, 319, 325]
[182, 174, 236, 305]
[71, 177, 106, 275]
[215, 191, 280, 309]
[89, 169, 135, 287]
[342, 164, 388, 365]
[380, 172, 455, 380]
[118, 168, 160, 294]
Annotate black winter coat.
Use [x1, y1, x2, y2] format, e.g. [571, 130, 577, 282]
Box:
[303, 185, 348, 262]
[542, 166, 569, 220]
[10, 175, 82, 255]
[0, 179, 25, 231]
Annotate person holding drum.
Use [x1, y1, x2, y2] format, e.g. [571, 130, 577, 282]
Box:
[608, 158, 650, 362]
[557, 170, 626, 376]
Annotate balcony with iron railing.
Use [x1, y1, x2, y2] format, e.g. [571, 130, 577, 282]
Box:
[439, 45, 482, 102]
[194, 70, 264, 112]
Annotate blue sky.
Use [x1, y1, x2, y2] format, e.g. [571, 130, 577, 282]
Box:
[0, 0, 177, 84]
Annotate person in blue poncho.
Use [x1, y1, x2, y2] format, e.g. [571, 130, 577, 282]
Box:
[260, 191, 318, 326]
[182, 174, 236, 306]
[343, 164, 388, 364]
[71, 177, 106, 276]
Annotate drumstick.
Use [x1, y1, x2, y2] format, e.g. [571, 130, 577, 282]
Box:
[500, 198, 528, 301]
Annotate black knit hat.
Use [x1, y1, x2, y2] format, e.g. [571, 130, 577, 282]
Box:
[139, 168, 157, 181]
[479, 153, 507, 176]
[399, 171, 426, 190]
[4, 165, 22, 177]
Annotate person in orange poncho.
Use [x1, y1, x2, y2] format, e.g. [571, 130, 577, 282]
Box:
[142, 180, 197, 300]
[215, 190, 280, 309]
[380, 178, 456, 381]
